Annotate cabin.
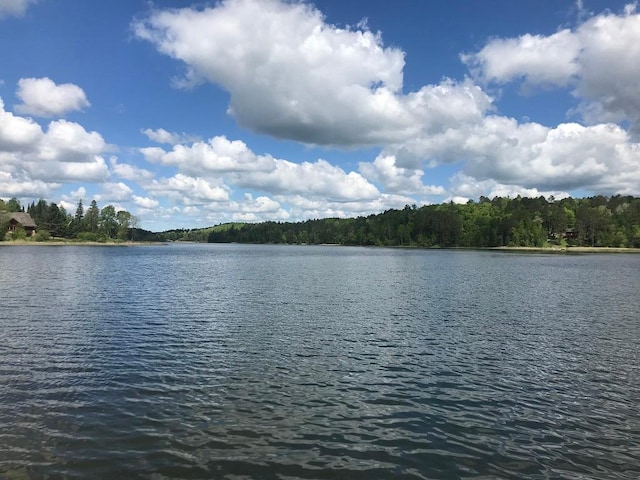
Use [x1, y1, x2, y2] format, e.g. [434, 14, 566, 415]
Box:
[7, 212, 37, 237]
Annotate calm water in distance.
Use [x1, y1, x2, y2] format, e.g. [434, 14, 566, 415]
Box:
[1, 244, 639, 479]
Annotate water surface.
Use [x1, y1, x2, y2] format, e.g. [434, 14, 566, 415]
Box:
[1, 244, 639, 479]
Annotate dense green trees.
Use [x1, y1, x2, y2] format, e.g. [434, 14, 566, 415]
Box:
[99, 205, 118, 238]
[206, 195, 640, 248]
[4, 194, 640, 247]
[1, 197, 139, 242]
[84, 200, 100, 233]
[0, 200, 9, 241]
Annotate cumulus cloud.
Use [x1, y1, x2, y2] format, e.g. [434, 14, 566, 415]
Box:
[223, 193, 288, 222]
[233, 158, 379, 202]
[141, 127, 200, 145]
[95, 182, 134, 203]
[448, 172, 570, 203]
[146, 173, 230, 205]
[461, 30, 581, 87]
[23, 155, 110, 183]
[140, 135, 275, 174]
[360, 154, 446, 196]
[172, 193, 287, 224]
[0, 98, 42, 152]
[141, 133, 382, 202]
[15, 77, 90, 117]
[0, 0, 37, 19]
[110, 157, 155, 181]
[0, 171, 56, 198]
[133, 0, 491, 146]
[280, 193, 417, 221]
[393, 115, 640, 195]
[38, 119, 106, 162]
[0, 96, 111, 197]
[463, 5, 640, 136]
[133, 195, 160, 209]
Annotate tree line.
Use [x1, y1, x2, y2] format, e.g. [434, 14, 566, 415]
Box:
[206, 195, 640, 248]
[4, 194, 640, 247]
[0, 197, 139, 242]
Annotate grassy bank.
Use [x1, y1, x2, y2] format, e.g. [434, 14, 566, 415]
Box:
[490, 246, 640, 254]
[0, 239, 166, 246]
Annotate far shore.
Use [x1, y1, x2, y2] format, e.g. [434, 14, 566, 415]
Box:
[489, 245, 640, 254]
[0, 239, 167, 247]
[2, 240, 640, 253]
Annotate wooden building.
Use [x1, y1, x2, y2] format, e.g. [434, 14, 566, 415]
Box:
[7, 212, 37, 237]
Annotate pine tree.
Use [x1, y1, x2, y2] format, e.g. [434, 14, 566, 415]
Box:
[85, 200, 100, 233]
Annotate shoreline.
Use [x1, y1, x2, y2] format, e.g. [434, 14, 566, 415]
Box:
[0, 240, 167, 247]
[2, 240, 639, 253]
[488, 246, 640, 254]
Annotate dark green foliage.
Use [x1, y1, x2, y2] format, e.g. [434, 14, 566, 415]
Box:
[72, 199, 84, 234]
[206, 195, 640, 248]
[11, 226, 27, 240]
[6, 198, 138, 242]
[35, 230, 52, 242]
[99, 205, 118, 238]
[0, 212, 9, 241]
[85, 200, 100, 233]
[28, 200, 69, 237]
[6, 197, 22, 212]
[4, 195, 640, 247]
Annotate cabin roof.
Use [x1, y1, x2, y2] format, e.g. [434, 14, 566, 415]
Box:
[9, 212, 37, 228]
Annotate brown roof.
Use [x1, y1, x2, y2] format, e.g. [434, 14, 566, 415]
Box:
[9, 212, 37, 228]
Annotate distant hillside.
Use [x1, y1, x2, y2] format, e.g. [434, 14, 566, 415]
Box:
[160, 195, 640, 249]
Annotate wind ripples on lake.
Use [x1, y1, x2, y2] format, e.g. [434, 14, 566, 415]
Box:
[1, 244, 639, 479]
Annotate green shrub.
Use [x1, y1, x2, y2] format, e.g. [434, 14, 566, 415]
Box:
[35, 230, 52, 242]
[12, 227, 27, 241]
[76, 232, 108, 242]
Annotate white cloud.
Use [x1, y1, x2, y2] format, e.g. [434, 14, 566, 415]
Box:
[280, 192, 417, 221]
[0, 98, 111, 191]
[233, 158, 379, 202]
[38, 119, 106, 162]
[141, 133, 381, 202]
[212, 193, 290, 223]
[1, 99, 106, 164]
[141, 127, 199, 145]
[58, 200, 76, 212]
[15, 77, 90, 117]
[133, 195, 159, 209]
[0, 0, 37, 18]
[0, 171, 56, 197]
[238, 193, 281, 214]
[146, 173, 230, 205]
[448, 172, 570, 202]
[574, 5, 640, 133]
[110, 157, 155, 181]
[462, 29, 581, 87]
[68, 187, 87, 200]
[95, 182, 134, 202]
[359, 154, 446, 196]
[24, 155, 110, 183]
[0, 98, 42, 152]
[133, 0, 490, 146]
[140, 135, 275, 175]
[463, 5, 640, 136]
[396, 115, 640, 196]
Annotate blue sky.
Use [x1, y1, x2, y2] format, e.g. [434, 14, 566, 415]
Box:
[1, 0, 639, 231]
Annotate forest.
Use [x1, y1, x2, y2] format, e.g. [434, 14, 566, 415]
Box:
[3, 195, 640, 248]
[204, 195, 640, 248]
[0, 198, 141, 242]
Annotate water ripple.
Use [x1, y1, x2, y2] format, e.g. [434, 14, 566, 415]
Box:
[1, 245, 640, 479]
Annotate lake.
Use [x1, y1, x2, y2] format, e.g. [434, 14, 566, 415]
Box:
[1, 244, 639, 479]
